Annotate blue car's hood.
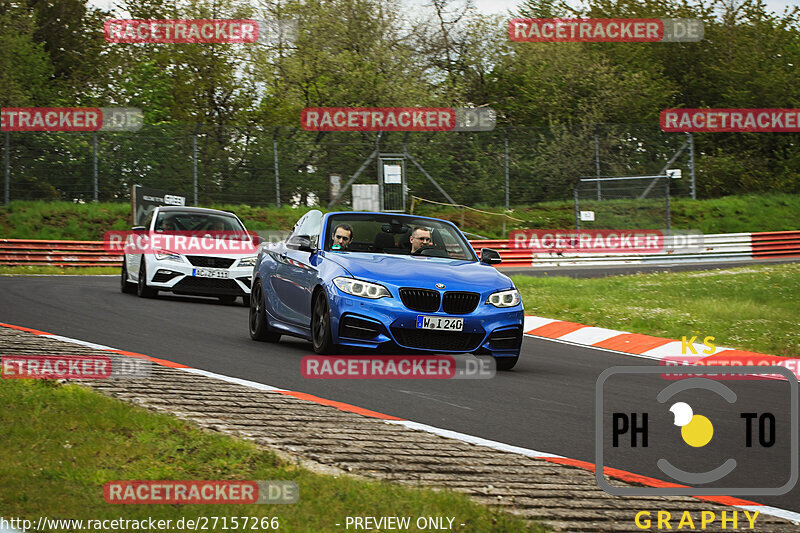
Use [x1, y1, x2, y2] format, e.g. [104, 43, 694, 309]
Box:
[323, 252, 512, 291]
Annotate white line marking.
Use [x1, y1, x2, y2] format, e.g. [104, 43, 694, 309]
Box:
[386, 420, 563, 458]
[737, 505, 800, 524]
[48, 335, 117, 351]
[180, 367, 287, 392]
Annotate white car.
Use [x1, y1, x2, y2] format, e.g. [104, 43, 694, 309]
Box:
[120, 206, 259, 305]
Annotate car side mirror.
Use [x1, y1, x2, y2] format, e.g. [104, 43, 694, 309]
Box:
[252, 235, 265, 245]
[287, 235, 316, 253]
[131, 226, 147, 232]
[480, 248, 502, 265]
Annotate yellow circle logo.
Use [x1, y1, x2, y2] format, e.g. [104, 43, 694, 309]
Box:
[670, 402, 714, 448]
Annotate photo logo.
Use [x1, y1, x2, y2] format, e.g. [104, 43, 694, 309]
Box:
[104, 230, 260, 255]
[104, 480, 298, 504]
[300, 107, 496, 132]
[1, 108, 143, 132]
[301, 355, 495, 380]
[509, 18, 703, 43]
[661, 108, 800, 132]
[596, 366, 798, 496]
[104, 19, 259, 44]
[510, 229, 665, 254]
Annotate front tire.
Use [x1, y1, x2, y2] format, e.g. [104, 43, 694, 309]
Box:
[137, 261, 157, 298]
[249, 280, 280, 342]
[120, 261, 135, 294]
[311, 290, 336, 354]
[495, 355, 519, 371]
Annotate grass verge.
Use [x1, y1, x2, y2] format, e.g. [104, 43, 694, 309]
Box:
[0, 266, 119, 275]
[512, 263, 800, 357]
[0, 379, 549, 532]
[1, 193, 798, 240]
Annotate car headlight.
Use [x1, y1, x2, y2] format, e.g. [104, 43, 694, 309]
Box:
[486, 289, 521, 308]
[333, 277, 392, 299]
[238, 256, 258, 267]
[155, 250, 183, 262]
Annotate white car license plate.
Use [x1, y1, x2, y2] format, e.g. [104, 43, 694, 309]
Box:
[193, 268, 229, 279]
[416, 316, 463, 332]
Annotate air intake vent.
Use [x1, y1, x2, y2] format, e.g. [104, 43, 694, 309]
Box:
[186, 256, 235, 268]
[399, 288, 441, 313]
[340, 316, 381, 340]
[442, 292, 480, 314]
[390, 328, 484, 352]
[488, 326, 523, 350]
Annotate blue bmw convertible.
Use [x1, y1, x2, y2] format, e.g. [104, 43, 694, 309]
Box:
[249, 210, 524, 370]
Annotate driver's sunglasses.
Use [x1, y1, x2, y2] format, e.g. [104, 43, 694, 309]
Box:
[414, 236, 432, 242]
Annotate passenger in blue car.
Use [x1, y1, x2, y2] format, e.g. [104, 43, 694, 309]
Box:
[331, 224, 353, 250]
[410, 227, 433, 253]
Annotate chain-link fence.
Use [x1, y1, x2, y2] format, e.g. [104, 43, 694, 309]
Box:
[575, 175, 674, 231]
[2, 123, 699, 208]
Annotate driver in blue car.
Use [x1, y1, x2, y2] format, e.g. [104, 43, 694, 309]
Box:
[331, 223, 353, 250]
[410, 227, 433, 253]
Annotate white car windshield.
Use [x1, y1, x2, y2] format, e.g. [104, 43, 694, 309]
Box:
[325, 214, 477, 261]
[155, 212, 246, 234]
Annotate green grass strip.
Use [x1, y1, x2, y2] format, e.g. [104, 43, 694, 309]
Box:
[0, 266, 119, 275]
[1, 193, 799, 240]
[513, 263, 800, 357]
[0, 380, 549, 532]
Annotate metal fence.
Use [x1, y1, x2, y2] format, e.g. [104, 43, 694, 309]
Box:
[2, 123, 696, 209]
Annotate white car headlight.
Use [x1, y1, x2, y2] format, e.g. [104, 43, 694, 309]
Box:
[238, 256, 258, 267]
[487, 289, 521, 308]
[333, 277, 392, 299]
[155, 250, 183, 262]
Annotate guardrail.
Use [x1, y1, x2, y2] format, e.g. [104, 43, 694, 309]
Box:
[471, 231, 800, 268]
[0, 239, 121, 267]
[1, 231, 799, 268]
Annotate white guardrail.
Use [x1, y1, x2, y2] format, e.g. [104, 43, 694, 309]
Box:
[469, 230, 800, 267]
[529, 232, 753, 267]
[1, 231, 798, 268]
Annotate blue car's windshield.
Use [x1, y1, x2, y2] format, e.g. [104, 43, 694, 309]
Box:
[325, 214, 477, 261]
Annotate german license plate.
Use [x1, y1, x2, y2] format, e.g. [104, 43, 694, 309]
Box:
[193, 268, 229, 279]
[416, 316, 463, 332]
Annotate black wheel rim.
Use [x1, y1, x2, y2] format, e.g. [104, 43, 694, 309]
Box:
[249, 283, 262, 334]
[313, 295, 328, 348]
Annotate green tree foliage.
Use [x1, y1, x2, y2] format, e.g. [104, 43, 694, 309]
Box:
[0, 2, 54, 106]
[2, 0, 799, 205]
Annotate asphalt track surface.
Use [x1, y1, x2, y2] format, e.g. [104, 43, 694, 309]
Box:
[1, 275, 798, 513]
